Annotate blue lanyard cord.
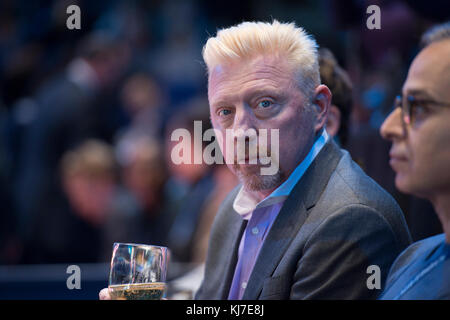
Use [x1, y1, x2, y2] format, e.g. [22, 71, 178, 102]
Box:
[393, 254, 447, 300]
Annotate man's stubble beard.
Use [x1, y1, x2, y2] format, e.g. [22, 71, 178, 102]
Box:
[232, 163, 284, 192]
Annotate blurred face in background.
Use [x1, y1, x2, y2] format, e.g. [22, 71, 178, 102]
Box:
[61, 141, 117, 226]
[120, 73, 161, 116]
[91, 44, 130, 88]
[380, 40, 450, 200]
[63, 172, 115, 226]
[123, 143, 167, 211]
[165, 127, 210, 185]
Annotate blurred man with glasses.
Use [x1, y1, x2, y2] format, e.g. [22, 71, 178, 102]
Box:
[379, 22, 450, 300]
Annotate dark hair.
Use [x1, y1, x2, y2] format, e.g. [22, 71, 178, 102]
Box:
[318, 48, 353, 147]
[420, 21, 450, 48]
[76, 31, 121, 61]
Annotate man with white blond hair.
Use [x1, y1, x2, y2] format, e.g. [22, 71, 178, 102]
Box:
[100, 20, 411, 300]
[195, 20, 411, 300]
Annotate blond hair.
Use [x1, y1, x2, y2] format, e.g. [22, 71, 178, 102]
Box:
[202, 20, 320, 97]
[61, 140, 116, 179]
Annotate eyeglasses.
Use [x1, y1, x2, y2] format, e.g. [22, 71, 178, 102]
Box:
[394, 94, 450, 126]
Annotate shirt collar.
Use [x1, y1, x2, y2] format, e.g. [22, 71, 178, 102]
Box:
[233, 129, 329, 218]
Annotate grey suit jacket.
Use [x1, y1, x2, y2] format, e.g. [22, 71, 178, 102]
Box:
[195, 140, 412, 299]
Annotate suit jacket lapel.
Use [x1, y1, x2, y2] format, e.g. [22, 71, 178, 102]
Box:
[218, 204, 248, 299]
[242, 140, 343, 299]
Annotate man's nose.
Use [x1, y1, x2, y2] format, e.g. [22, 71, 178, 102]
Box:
[380, 108, 406, 141]
[230, 106, 258, 157]
[232, 105, 256, 133]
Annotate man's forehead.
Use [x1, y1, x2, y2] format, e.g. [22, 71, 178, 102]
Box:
[210, 54, 290, 75]
[404, 40, 450, 99]
[412, 40, 450, 71]
[208, 64, 227, 87]
[208, 55, 293, 90]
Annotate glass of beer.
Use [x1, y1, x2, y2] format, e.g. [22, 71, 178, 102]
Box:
[108, 243, 169, 300]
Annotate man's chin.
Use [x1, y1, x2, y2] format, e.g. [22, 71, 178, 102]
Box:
[236, 169, 283, 192]
[396, 175, 432, 200]
[235, 163, 262, 175]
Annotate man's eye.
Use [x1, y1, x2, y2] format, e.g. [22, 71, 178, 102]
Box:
[218, 109, 232, 116]
[258, 100, 273, 108]
[411, 102, 429, 118]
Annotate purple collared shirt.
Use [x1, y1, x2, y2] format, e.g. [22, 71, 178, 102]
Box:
[227, 201, 284, 300]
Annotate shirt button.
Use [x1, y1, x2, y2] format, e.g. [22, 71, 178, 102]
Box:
[251, 227, 259, 235]
[241, 282, 247, 289]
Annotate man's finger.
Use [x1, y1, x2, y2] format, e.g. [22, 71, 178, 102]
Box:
[99, 288, 111, 300]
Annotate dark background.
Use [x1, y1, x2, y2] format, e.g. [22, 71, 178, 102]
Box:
[0, 0, 449, 299]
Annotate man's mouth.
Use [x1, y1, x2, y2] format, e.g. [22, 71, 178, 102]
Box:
[389, 151, 408, 170]
[235, 158, 258, 165]
[235, 155, 272, 165]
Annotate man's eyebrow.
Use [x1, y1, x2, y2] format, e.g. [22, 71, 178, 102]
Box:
[210, 96, 233, 109]
[210, 87, 283, 108]
[404, 88, 436, 100]
[243, 88, 283, 101]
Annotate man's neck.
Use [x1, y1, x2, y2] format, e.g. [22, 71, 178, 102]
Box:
[244, 129, 325, 204]
[430, 191, 450, 243]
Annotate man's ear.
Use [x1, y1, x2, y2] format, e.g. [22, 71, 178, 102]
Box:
[326, 105, 341, 138]
[312, 84, 332, 133]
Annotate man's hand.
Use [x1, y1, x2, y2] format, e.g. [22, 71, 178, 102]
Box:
[99, 288, 111, 300]
[98, 287, 168, 300]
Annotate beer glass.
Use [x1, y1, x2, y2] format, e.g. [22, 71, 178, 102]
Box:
[108, 243, 169, 300]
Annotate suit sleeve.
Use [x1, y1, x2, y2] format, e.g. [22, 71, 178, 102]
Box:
[290, 204, 403, 299]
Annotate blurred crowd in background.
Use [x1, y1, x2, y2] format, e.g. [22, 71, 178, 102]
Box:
[0, 0, 448, 266]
